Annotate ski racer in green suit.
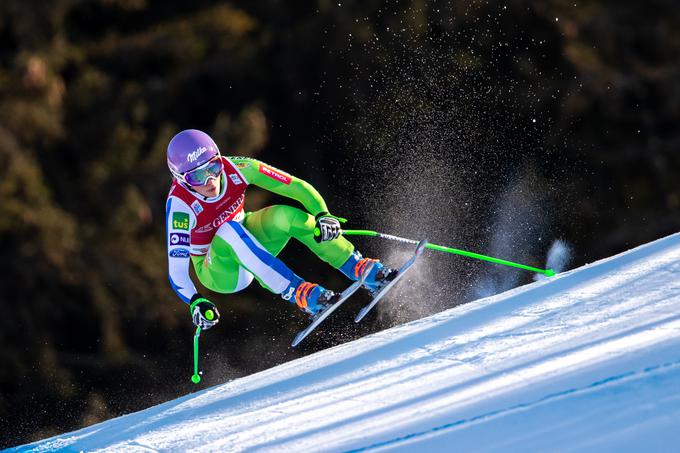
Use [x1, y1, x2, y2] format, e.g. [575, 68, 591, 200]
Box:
[166, 129, 396, 329]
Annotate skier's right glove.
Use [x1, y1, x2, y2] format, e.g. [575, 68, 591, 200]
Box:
[314, 212, 347, 243]
[190, 294, 220, 330]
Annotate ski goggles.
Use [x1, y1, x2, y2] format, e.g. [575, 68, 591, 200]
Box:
[179, 156, 224, 187]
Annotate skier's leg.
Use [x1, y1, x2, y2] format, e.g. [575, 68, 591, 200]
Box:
[243, 205, 396, 291]
[243, 205, 354, 268]
[192, 244, 254, 294]
[195, 220, 334, 315]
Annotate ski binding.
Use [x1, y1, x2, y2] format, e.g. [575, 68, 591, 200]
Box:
[291, 262, 375, 347]
[354, 239, 427, 323]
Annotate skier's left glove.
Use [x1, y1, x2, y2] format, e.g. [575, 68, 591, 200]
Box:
[190, 294, 220, 330]
[314, 212, 346, 243]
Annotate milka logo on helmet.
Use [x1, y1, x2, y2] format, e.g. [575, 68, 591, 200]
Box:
[187, 146, 210, 163]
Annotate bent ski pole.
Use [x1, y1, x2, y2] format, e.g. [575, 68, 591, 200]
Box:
[191, 326, 202, 384]
[341, 229, 555, 277]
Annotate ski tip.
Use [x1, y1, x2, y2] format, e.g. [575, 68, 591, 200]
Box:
[291, 331, 306, 347]
[292, 328, 312, 347]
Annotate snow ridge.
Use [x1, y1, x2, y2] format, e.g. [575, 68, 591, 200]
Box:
[14, 232, 680, 452]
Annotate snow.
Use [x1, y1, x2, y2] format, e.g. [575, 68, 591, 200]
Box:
[13, 232, 680, 452]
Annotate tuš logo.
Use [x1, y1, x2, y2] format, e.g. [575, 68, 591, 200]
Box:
[172, 212, 190, 230]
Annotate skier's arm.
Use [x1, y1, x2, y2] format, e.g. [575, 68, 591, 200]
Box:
[229, 157, 329, 216]
[166, 197, 198, 304]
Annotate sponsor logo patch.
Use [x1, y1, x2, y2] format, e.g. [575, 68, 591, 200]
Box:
[259, 164, 291, 185]
[210, 194, 245, 229]
[281, 287, 295, 301]
[228, 173, 243, 185]
[195, 223, 213, 234]
[169, 233, 190, 246]
[187, 146, 209, 163]
[194, 194, 245, 233]
[195, 246, 210, 263]
[235, 161, 250, 169]
[169, 248, 190, 258]
[172, 212, 190, 230]
[191, 200, 203, 215]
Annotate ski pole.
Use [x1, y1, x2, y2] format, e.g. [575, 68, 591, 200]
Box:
[191, 326, 202, 384]
[341, 229, 555, 277]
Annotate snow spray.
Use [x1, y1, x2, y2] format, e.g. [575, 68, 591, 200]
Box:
[535, 240, 571, 281]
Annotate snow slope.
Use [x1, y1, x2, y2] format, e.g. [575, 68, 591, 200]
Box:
[13, 233, 680, 452]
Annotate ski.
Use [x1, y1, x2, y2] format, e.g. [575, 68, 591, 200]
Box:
[354, 239, 427, 323]
[291, 262, 375, 347]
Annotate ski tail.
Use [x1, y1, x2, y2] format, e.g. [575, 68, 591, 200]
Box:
[292, 262, 375, 347]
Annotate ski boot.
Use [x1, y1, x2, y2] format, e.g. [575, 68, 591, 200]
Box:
[340, 251, 398, 294]
[290, 281, 339, 317]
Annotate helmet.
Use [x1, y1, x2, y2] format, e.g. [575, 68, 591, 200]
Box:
[167, 129, 220, 177]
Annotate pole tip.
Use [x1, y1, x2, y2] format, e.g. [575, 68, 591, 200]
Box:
[545, 268, 556, 277]
[191, 374, 201, 384]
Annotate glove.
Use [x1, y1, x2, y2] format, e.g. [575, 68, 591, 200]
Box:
[190, 294, 220, 330]
[314, 212, 346, 243]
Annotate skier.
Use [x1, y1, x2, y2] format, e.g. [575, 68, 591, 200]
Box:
[166, 129, 397, 330]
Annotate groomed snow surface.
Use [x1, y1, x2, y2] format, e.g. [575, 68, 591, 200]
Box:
[14, 233, 680, 452]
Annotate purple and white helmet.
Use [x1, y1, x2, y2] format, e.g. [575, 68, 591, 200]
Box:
[167, 129, 220, 177]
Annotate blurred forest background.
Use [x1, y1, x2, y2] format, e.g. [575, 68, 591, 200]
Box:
[1, 0, 679, 447]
